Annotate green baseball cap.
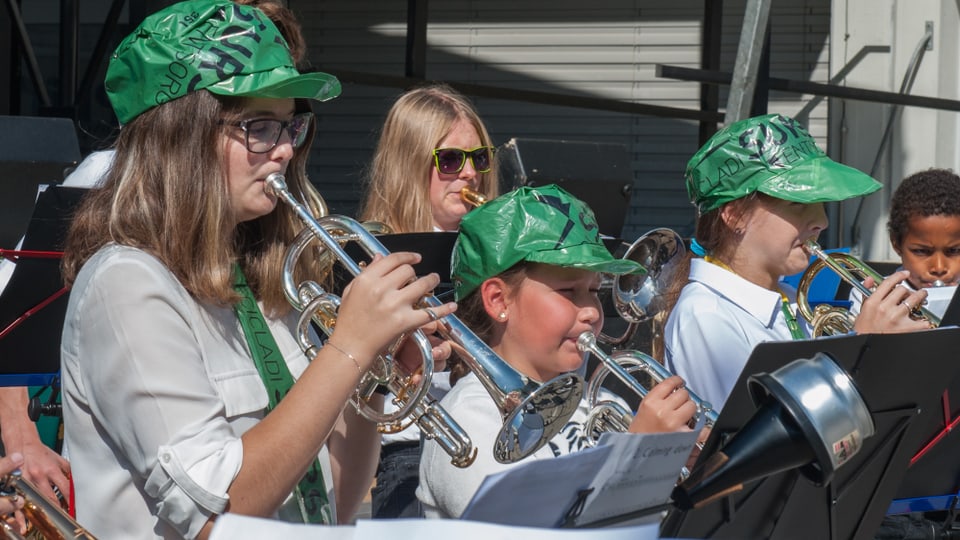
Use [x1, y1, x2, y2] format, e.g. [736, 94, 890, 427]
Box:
[451, 184, 645, 301]
[105, 0, 341, 124]
[686, 113, 881, 214]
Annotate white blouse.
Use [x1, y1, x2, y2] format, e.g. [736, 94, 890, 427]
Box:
[663, 258, 810, 411]
[61, 244, 334, 539]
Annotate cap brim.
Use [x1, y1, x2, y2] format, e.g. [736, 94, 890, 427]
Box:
[757, 157, 881, 204]
[526, 243, 647, 276]
[208, 68, 342, 102]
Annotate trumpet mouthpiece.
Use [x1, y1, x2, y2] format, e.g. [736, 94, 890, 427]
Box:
[264, 172, 287, 196]
[576, 331, 599, 354]
[460, 186, 487, 208]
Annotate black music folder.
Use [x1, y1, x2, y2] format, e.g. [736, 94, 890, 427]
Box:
[0, 186, 86, 387]
[339, 231, 458, 297]
[660, 327, 960, 540]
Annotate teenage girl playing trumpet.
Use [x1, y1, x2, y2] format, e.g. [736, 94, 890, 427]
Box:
[659, 114, 932, 412]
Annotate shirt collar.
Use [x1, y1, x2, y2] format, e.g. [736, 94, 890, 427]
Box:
[689, 258, 784, 327]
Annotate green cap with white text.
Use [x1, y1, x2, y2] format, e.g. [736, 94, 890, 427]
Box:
[685, 114, 881, 214]
[451, 184, 645, 301]
[105, 0, 341, 124]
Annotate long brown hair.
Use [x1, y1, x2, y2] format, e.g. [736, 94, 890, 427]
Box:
[62, 91, 325, 316]
[650, 194, 761, 360]
[359, 83, 499, 233]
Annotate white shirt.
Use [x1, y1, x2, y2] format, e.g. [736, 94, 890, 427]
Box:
[849, 268, 957, 320]
[61, 244, 335, 539]
[417, 372, 592, 519]
[663, 258, 810, 411]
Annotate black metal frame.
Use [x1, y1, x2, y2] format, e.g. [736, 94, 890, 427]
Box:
[5, 1, 960, 150]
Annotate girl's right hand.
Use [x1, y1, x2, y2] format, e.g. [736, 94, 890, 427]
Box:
[854, 270, 934, 334]
[330, 252, 457, 371]
[628, 375, 699, 433]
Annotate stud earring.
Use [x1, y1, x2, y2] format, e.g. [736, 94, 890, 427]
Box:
[498, 312, 507, 320]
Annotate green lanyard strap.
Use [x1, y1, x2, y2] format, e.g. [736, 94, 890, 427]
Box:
[233, 264, 332, 524]
[779, 294, 806, 341]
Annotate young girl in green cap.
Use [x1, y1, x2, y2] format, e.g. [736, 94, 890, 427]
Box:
[660, 113, 932, 412]
[416, 184, 704, 519]
[59, 1, 455, 537]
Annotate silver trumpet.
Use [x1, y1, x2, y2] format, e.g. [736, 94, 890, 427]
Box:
[266, 173, 583, 464]
[291, 280, 477, 467]
[576, 331, 717, 446]
[268, 176, 476, 467]
[0, 472, 97, 540]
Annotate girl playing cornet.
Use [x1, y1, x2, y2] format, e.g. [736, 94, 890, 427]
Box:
[417, 185, 703, 519]
[59, 2, 455, 538]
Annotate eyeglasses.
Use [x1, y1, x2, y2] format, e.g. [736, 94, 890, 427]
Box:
[222, 112, 314, 153]
[432, 146, 495, 175]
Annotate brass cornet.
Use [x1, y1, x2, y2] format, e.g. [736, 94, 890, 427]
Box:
[0, 473, 96, 540]
[266, 173, 583, 464]
[797, 240, 941, 336]
[598, 228, 686, 347]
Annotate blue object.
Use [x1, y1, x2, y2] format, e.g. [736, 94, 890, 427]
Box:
[781, 247, 851, 305]
[888, 493, 958, 515]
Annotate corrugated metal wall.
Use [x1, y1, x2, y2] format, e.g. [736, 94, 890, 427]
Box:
[293, 0, 832, 241]
[13, 1, 832, 241]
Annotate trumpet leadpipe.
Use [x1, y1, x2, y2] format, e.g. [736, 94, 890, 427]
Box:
[802, 240, 940, 327]
[577, 331, 717, 429]
[0, 473, 97, 540]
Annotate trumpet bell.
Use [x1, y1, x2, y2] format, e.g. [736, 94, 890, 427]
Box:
[600, 228, 685, 346]
[613, 228, 686, 323]
[495, 373, 583, 462]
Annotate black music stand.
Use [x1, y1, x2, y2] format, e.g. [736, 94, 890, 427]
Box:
[0, 116, 80, 250]
[0, 186, 86, 387]
[659, 327, 960, 540]
[885, 287, 960, 518]
[498, 137, 633, 239]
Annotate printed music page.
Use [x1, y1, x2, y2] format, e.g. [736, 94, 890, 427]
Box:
[576, 430, 698, 526]
[461, 430, 697, 528]
[461, 443, 614, 527]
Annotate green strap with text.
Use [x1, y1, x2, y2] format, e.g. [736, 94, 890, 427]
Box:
[233, 264, 332, 524]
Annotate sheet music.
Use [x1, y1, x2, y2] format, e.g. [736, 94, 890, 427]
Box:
[210, 514, 661, 540]
[462, 430, 698, 528]
[209, 513, 356, 540]
[577, 430, 699, 525]
[461, 443, 614, 527]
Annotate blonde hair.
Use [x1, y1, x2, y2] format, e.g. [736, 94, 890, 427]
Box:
[62, 92, 325, 316]
[360, 83, 499, 233]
